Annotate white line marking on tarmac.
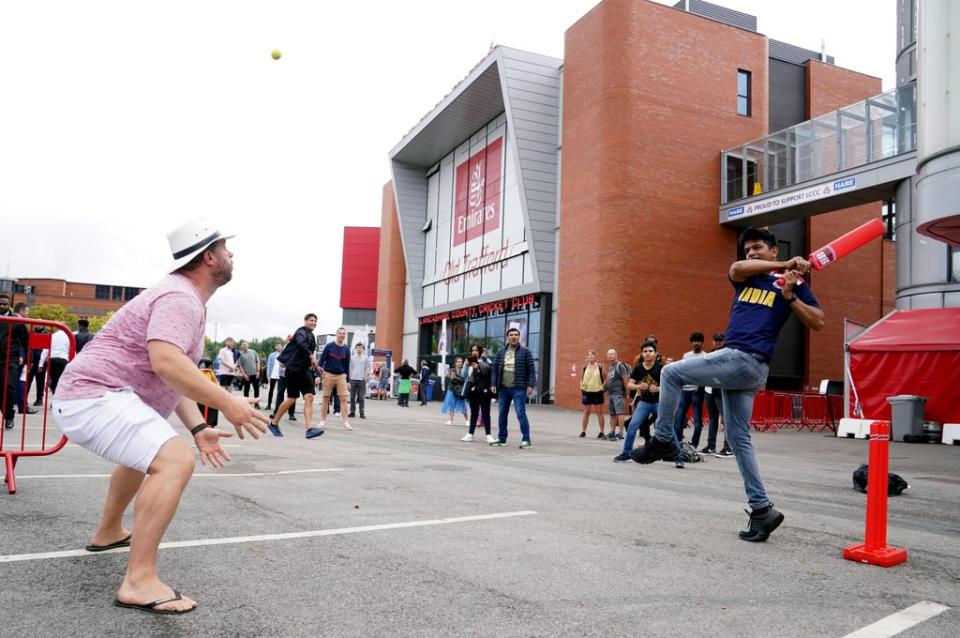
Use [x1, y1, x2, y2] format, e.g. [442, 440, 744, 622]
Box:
[13, 469, 343, 479]
[0, 510, 537, 563]
[841, 601, 950, 638]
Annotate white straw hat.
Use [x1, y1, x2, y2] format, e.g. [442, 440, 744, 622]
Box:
[166, 219, 234, 273]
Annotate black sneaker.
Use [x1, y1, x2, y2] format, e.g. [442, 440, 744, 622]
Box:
[700, 446, 716, 454]
[714, 448, 734, 458]
[739, 506, 784, 542]
[348, 412, 356, 418]
[629, 437, 680, 464]
[360, 414, 366, 419]
[288, 415, 297, 422]
[3, 417, 13, 430]
[578, 432, 586, 438]
[597, 432, 607, 440]
[612, 453, 631, 462]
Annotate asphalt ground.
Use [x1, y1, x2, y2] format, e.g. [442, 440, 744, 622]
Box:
[1, 397, 958, 637]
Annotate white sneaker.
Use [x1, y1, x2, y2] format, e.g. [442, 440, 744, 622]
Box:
[485, 434, 495, 443]
[444, 420, 453, 426]
[343, 422, 353, 431]
[461, 433, 474, 442]
[318, 421, 326, 428]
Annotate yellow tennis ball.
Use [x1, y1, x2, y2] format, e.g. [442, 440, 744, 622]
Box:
[271, 49, 282, 60]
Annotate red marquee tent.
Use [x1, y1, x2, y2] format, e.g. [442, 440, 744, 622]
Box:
[848, 308, 960, 424]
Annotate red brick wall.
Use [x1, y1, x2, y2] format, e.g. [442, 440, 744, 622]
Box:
[805, 61, 883, 386]
[556, 0, 769, 408]
[375, 182, 406, 355]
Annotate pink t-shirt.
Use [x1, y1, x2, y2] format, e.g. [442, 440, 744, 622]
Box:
[56, 274, 206, 417]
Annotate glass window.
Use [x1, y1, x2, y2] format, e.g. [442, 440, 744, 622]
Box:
[951, 247, 960, 283]
[527, 332, 540, 358]
[95, 285, 110, 300]
[111, 286, 123, 301]
[451, 321, 469, 357]
[124, 287, 140, 301]
[737, 70, 751, 117]
[469, 319, 485, 341]
[528, 310, 541, 334]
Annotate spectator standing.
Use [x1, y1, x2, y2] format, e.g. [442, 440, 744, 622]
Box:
[704, 332, 733, 457]
[266, 341, 282, 408]
[236, 340, 261, 408]
[490, 327, 536, 448]
[674, 332, 707, 446]
[579, 349, 606, 439]
[48, 327, 71, 394]
[269, 361, 296, 422]
[462, 343, 493, 443]
[217, 337, 238, 393]
[27, 325, 47, 406]
[417, 360, 431, 405]
[394, 359, 416, 406]
[440, 357, 468, 426]
[348, 343, 370, 419]
[318, 327, 352, 430]
[378, 363, 391, 399]
[74, 318, 94, 352]
[0, 295, 29, 428]
[604, 349, 631, 441]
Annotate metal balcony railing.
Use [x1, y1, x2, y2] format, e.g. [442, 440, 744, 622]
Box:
[721, 82, 917, 204]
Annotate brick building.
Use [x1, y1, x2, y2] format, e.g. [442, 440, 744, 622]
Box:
[2, 277, 141, 317]
[376, 0, 896, 409]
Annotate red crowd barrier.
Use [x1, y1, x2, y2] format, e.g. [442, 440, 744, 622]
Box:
[1, 316, 74, 494]
[842, 420, 908, 567]
[749, 390, 842, 433]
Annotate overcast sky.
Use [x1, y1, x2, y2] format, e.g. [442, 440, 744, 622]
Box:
[0, 0, 895, 341]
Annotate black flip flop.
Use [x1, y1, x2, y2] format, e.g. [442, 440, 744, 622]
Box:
[85, 534, 132, 552]
[113, 590, 196, 615]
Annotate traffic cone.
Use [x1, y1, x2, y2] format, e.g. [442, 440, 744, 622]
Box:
[842, 420, 908, 567]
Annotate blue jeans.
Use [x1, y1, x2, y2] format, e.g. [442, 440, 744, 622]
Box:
[497, 386, 531, 442]
[653, 348, 771, 508]
[673, 388, 704, 445]
[622, 401, 658, 454]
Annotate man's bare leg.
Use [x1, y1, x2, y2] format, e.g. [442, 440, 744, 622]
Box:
[303, 393, 315, 428]
[115, 437, 197, 612]
[339, 393, 351, 429]
[272, 398, 296, 425]
[89, 465, 144, 547]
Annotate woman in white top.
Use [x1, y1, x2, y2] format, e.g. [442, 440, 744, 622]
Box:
[217, 337, 238, 393]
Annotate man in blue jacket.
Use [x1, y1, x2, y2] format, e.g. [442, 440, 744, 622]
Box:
[490, 327, 536, 449]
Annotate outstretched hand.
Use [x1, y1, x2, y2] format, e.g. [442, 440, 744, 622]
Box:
[194, 428, 233, 469]
[221, 395, 269, 440]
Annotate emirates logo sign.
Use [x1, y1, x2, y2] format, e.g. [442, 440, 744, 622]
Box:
[453, 137, 502, 246]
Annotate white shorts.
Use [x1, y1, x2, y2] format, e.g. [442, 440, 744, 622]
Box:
[52, 388, 179, 474]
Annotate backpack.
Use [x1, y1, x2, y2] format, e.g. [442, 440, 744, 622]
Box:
[679, 441, 703, 463]
[852, 464, 909, 496]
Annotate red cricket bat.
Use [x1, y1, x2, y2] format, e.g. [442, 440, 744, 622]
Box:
[777, 218, 884, 285]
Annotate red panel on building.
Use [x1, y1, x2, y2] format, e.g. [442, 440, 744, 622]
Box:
[340, 227, 381, 310]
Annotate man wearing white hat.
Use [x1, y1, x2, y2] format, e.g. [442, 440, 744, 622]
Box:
[52, 219, 268, 615]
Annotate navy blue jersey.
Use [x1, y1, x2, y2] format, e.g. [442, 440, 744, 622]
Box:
[722, 272, 819, 362]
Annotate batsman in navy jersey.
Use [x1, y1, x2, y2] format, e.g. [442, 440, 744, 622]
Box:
[632, 227, 824, 543]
